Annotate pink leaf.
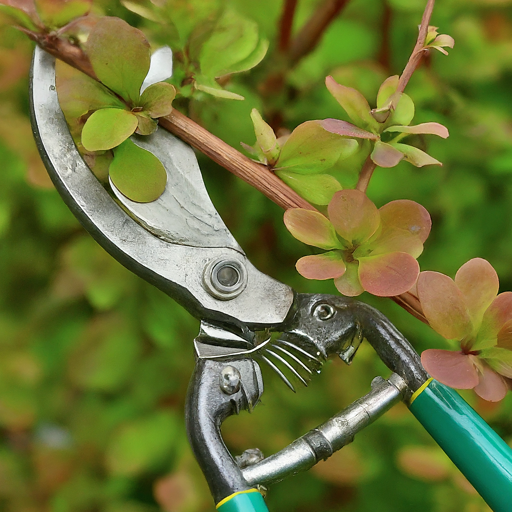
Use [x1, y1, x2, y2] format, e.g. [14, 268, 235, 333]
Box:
[284, 209, 342, 250]
[454, 258, 499, 331]
[358, 252, 419, 297]
[383, 123, 449, 138]
[296, 251, 346, 280]
[327, 190, 380, 245]
[417, 272, 472, 341]
[334, 261, 364, 297]
[379, 199, 431, 243]
[320, 119, 378, 140]
[371, 141, 404, 168]
[421, 350, 479, 389]
[473, 362, 508, 402]
[325, 76, 379, 132]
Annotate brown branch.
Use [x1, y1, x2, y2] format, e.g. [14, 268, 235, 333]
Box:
[159, 111, 315, 211]
[33, 31, 428, 326]
[278, 0, 299, 53]
[355, 155, 376, 192]
[289, 0, 350, 65]
[396, 0, 435, 96]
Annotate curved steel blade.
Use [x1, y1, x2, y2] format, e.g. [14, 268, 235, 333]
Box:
[30, 47, 294, 331]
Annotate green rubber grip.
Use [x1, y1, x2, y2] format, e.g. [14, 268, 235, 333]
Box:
[216, 490, 268, 512]
[409, 379, 512, 512]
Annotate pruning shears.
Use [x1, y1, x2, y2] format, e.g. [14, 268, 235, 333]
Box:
[30, 47, 512, 512]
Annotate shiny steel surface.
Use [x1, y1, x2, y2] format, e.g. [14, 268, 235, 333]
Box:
[30, 47, 294, 330]
[242, 374, 406, 486]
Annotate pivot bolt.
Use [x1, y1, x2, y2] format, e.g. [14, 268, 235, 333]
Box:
[220, 365, 241, 395]
[203, 258, 247, 300]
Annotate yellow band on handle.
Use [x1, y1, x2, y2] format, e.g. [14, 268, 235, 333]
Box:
[216, 489, 261, 509]
[408, 377, 433, 406]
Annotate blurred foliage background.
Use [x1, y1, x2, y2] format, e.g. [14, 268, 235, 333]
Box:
[1, 0, 512, 511]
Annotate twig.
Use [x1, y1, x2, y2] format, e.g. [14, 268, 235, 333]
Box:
[278, 0, 298, 53]
[289, 0, 350, 65]
[159, 112, 315, 211]
[395, 0, 435, 96]
[355, 155, 376, 192]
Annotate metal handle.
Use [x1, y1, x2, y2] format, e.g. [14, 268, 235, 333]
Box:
[242, 373, 407, 487]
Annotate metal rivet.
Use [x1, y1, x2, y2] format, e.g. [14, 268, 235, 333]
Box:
[203, 258, 247, 300]
[314, 303, 336, 321]
[220, 365, 241, 395]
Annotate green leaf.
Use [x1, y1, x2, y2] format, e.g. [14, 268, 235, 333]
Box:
[376, 75, 399, 108]
[276, 121, 358, 174]
[106, 411, 179, 476]
[283, 209, 342, 250]
[34, 0, 91, 28]
[389, 93, 415, 126]
[480, 347, 512, 379]
[120, 0, 162, 23]
[226, 37, 269, 75]
[139, 82, 176, 118]
[276, 171, 342, 205]
[109, 139, 167, 203]
[384, 122, 449, 138]
[81, 108, 138, 151]
[56, 60, 125, 122]
[390, 143, 442, 167]
[371, 141, 404, 168]
[194, 77, 245, 100]
[134, 112, 157, 136]
[87, 17, 150, 104]
[250, 109, 279, 165]
[0, 4, 39, 31]
[325, 76, 379, 132]
[199, 10, 260, 78]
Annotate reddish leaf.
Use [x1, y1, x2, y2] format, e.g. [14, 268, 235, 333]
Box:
[379, 199, 431, 243]
[334, 261, 364, 297]
[421, 350, 479, 389]
[296, 251, 346, 280]
[384, 122, 449, 139]
[473, 362, 508, 402]
[325, 76, 379, 132]
[284, 209, 342, 250]
[358, 251, 419, 297]
[417, 272, 472, 341]
[327, 190, 380, 245]
[454, 258, 499, 330]
[371, 141, 404, 168]
[320, 119, 378, 140]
